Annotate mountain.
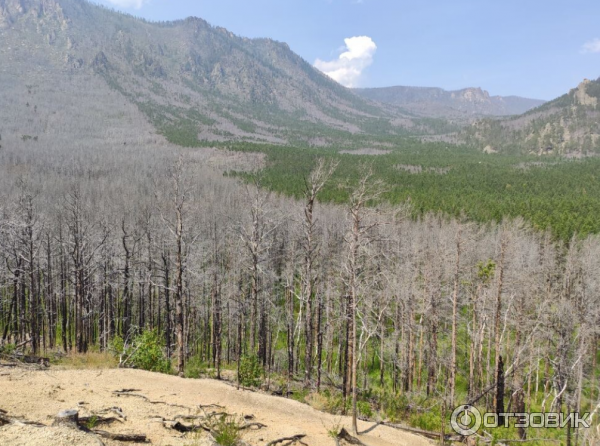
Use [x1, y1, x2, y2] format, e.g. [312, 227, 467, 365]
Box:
[354, 85, 545, 118]
[0, 0, 437, 148]
[464, 78, 600, 155]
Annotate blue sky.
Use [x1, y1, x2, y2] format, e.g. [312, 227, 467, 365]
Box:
[93, 0, 599, 100]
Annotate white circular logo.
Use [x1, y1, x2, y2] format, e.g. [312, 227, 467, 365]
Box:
[451, 405, 482, 436]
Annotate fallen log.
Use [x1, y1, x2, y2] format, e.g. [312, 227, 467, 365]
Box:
[79, 416, 123, 426]
[173, 414, 212, 422]
[164, 420, 210, 433]
[198, 403, 225, 410]
[482, 439, 561, 444]
[266, 434, 307, 446]
[92, 429, 147, 442]
[0, 412, 45, 427]
[21, 355, 50, 367]
[240, 421, 267, 430]
[0, 352, 50, 369]
[113, 390, 190, 410]
[97, 406, 127, 421]
[10, 339, 31, 351]
[382, 421, 463, 442]
[0, 413, 12, 426]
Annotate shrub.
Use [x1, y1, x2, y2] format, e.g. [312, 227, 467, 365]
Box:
[185, 356, 207, 379]
[86, 415, 99, 429]
[326, 417, 343, 438]
[410, 409, 441, 432]
[0, 343, 16, 356]
[378, 390, 409, 422]
[357, 400, 373, 419]
[238, 355, 263, 387]
[128, 330, 172, 374]
[210, 414, 242, 446]
[291, 388, 310, 404]
[324, 391, 346, 414]
[109, 335, 124, 357]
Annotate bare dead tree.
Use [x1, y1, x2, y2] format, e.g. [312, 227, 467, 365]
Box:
[300, 158, 338, 388]
[156, 157, 195, 376]
[449, 222, 463, 406]
[237, 182, 279, 365]
[342, 167, 384, 436]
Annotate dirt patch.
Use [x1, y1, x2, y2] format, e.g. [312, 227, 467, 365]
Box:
[0, 424, 102, 446]
[394, 164, 451, 175]
[0, 368, 432, 446]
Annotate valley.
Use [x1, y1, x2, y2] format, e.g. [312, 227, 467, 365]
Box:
[1, 1, 599, 446]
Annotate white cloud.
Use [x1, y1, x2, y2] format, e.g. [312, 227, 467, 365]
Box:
[581, 38, 600, 54]
[314, 36, 377, 88]
[104, 0, 149, 10]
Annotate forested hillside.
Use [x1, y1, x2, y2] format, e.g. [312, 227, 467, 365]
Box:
[465, 78, 600, 155]
[0, 0, 437, 147]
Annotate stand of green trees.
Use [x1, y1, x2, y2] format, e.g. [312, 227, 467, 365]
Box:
[217, 141, 600, 241]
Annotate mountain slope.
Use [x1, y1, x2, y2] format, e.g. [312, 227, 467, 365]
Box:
[464, 78, 600, 155]
[354, 85, 545, 118]
[0, 0, 426, 147]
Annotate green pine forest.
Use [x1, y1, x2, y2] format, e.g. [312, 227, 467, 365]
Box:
[163, 127, 600, 241]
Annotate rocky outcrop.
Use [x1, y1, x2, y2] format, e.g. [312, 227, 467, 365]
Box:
[451, 87, 491, 104]
[573, 79, 598, 108]
[0, 0, 68, 31]
[92, 51, 110, 74]
[465, 78, 600, 155]
[0, 0, 23, 28]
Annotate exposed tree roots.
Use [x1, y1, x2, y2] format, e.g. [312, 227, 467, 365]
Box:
[336, 428, 368, 446]
[266, 434, 308, 446]
[113, 389, 191, 410]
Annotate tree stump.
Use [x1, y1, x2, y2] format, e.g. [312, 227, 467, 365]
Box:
[53, 410, 79, 429]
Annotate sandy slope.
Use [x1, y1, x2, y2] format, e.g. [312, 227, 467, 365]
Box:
[0, 367, 432, 446]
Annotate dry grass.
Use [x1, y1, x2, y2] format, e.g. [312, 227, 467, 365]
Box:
[304, 392, 329, 411]
[58, 352, 118, 370]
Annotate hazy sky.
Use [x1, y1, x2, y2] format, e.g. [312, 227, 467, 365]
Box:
[92, 0, 600, 100]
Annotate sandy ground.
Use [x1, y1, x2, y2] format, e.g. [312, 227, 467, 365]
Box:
[0, 367, 432, 446]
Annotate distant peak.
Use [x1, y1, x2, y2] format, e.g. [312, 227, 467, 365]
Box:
[354, 84, 545, 117]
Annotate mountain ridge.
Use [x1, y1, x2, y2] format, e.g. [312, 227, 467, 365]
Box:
[2, 0, 596, 155]
[0, 0, 424, 147]
[354, 85, 546, 118]
[464, 78, 600, 155]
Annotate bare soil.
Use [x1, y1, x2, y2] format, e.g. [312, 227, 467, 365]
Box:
[0, 367, 432, 446]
